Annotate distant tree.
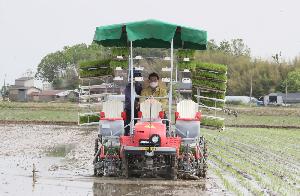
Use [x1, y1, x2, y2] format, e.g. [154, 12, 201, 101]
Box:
[36, 51, 69, 82]
[231, 39, 251, 56]
[0, 84, 9, 100]
[207, 39, 219, 51]
[36, 43, 107, 89]
[284, 69, 300, 92]
[218, 40, 232, 54]
[195, 39, 290, 97]
[52, 66, 79, 90]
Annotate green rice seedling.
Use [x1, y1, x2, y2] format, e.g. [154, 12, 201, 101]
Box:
[109, 60, 128, 69]
[111, 47, 129, 57]
[198, 91, 226, 100]
[79, 59, 111, 69]
[199, 99, 225, 108]
[192, 71, 227, 82]
[176, 49, 196, 59]
[79, 68, 113, 78]
[193, 80, 227, 91]
[194, 62, 227, 73]
[211, 163, 242, 195]
[177, 61, 196, 70]
[79, 113, 100, 124]
[204, 128, 300, 195]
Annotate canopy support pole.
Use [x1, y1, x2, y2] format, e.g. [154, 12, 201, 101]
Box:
[130, 41, 134, 135]
[168, 39, 174, 135]
[175, 64, 178, 82]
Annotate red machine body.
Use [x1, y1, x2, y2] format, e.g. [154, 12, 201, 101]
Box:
[120, 121, 181, 158]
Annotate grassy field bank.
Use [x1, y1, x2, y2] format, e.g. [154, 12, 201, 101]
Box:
[0, 102, 78, 122]
[1, 102, 300, 126]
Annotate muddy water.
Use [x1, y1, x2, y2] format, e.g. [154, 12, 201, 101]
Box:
[93, 178, 215, 196]
[0, 124, 225, 196]
[0, 155, 223, 196]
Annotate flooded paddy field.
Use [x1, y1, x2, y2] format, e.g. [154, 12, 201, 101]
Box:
[0, 124, 225, 196]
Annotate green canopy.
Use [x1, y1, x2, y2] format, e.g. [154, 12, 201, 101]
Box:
[93, 19, 207, 50]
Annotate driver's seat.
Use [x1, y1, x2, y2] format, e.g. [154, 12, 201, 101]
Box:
[175, 100, 201, 142]
[99, 100, 124, 137]
[139, 98, 162, 121]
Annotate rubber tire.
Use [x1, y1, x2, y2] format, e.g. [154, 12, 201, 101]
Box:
[167, 155, 178, 180]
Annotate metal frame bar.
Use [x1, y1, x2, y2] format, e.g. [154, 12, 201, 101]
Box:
[194, 95, 225, 102]
[136, 96, 168, 99]
[129, 40, 174, 135]
[130, 41, 134, 135]
[168, 39, 174, 133]
[198, 104, 223, 111]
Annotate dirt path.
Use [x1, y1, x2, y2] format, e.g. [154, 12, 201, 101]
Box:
[0, 124, 226, 196]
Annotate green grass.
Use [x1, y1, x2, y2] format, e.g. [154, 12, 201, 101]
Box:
[0, 102, 78, 122]
[0, 108, 77, 122]
[223, 114, 300, 127]
[0, 101, 77, 110]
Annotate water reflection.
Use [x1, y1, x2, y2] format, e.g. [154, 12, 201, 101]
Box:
[93, 178, 206, 196]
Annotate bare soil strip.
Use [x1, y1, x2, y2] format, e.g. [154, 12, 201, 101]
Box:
[2, 120, 300, 130]
[0, 120, 77, 126]
[226, 124, 300, 129]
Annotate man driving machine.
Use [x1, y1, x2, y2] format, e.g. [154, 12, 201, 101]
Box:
[140, 72, 167, 108]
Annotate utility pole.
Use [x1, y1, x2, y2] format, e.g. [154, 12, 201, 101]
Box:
[285, 81, 288, 105]
[249, 74, 253, 107]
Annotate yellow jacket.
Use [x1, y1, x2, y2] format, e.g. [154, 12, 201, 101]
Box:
[140, 86, 168, 110]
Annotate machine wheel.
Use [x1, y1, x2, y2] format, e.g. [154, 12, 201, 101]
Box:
[94, 138, 99, 156]
[167, 155, 178, 180]
[94, 165, 103, 177]
[94, 168, 98, 176]
[203, 137, 208, 178]
[122, 153, 130, 178]
[198, 137, 208, 178]
[93, 138, 104, 177]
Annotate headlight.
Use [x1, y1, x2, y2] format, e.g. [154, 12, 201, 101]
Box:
[151, 135, 160, 143]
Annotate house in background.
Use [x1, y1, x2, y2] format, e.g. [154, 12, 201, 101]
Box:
[9, 77, 41, 101]
[264, 92, 300, 105]
[31, 90, 78, 102]
[225, 96, 258, 104]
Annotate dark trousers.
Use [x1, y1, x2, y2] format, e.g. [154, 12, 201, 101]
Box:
[162, 112, 169, 130]
[124, 109, 138, 136]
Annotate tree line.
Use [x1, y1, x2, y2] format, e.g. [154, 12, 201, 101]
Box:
[35, 39, 300, 97]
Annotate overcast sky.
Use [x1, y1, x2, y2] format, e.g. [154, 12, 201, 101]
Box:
[0, 0, 299, 87]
